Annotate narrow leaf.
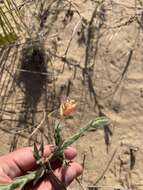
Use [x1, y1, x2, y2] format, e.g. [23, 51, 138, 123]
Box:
[62, 117, 108, 149]
[33, 143, 41, 161]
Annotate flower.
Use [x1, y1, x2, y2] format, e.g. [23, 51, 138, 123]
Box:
[60, 98, 77, 117]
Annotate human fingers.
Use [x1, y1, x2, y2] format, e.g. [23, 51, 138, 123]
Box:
[48, 147, 78, 171]
[0, 146, 77, 179]
[25, 147, 79, 190]
[35, 162, 82, 190]
[56, 162, 83, 186]
[0, 145, 53, 179]
[63, 147, 77, 160]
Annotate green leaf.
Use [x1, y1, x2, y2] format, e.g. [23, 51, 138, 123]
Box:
[33, 167, 45, 186]
[62, 117, 108, 149]
[33, 143, 42, 161]
[87, 117, 109, 131]
[39, 138, 44, 158]
[54, 121, 63, 147]
[0, 170, 37, 190]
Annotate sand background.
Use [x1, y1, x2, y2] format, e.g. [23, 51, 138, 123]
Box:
[0, 0, 143, 189]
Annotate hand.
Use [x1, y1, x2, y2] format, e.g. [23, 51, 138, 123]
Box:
[0, 145, 82, 190]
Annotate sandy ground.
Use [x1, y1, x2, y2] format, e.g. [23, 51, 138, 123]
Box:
[0, 0, 143, 189]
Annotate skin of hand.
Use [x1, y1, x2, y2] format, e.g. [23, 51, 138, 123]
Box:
[0, 145, 82, 190]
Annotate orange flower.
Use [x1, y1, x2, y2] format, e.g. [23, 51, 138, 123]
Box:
[60, 98, 77, 117]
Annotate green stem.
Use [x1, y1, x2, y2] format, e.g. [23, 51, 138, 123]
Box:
[62, 117, 108, 149]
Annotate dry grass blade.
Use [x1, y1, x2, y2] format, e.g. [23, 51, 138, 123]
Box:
[0, 0, 29, 46]
[0, 1, 18, 46]
[22, 111, 46, 146]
